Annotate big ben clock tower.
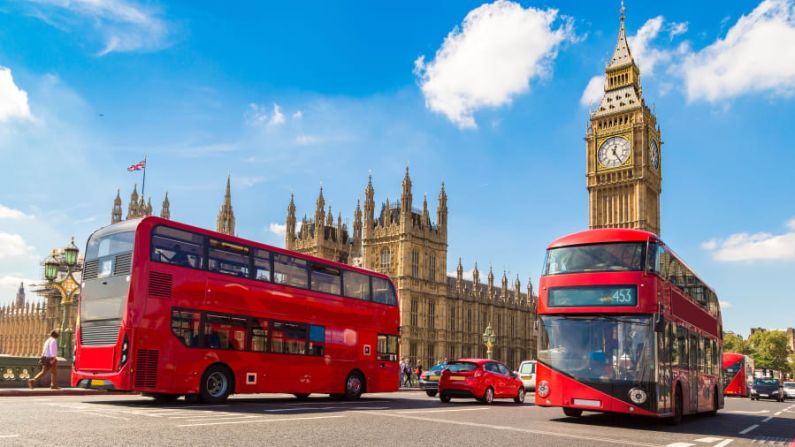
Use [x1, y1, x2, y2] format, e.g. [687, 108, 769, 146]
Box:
[586, 3, 661, 235]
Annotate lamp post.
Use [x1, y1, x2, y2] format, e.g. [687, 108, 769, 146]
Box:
[43, 237, 81, 361]
[482, 322, 496, 360]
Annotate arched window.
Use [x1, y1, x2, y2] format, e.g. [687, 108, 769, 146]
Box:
[380, 247, 391, 272]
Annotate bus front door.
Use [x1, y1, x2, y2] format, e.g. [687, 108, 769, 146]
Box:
[688, 333, 699, 413]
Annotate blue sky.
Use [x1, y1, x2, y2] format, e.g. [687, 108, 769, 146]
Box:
[0, 0, 794, 337]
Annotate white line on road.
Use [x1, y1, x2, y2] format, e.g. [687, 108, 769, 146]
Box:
[64, 410, 130, 421]
[0, 435, 20, 439]
[394, 408, 491, 414]
[264, 400, 390, 407]
[265, 406, 391, 412]
[176, 415, 345, 427]
[774, 411, 782, 416]
[663, 443, 693, 447]
[713, 440, 733, 447]
[761, 416, 773, 422]
[694, 438, 723, 443]
[726, 410, 770, 414]
[358, 411, 661, 447]
[739, 424, 759, 435]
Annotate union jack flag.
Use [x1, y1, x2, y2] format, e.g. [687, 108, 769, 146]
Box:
[127, 160, 146, 172]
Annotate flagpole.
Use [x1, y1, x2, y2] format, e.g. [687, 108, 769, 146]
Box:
[141, 155, 147, 200]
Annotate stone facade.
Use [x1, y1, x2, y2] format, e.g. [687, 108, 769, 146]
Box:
[586, 6, 662, 235]
[216, 175, 236, 236]
[111, 185, 170, 224]
[286, 169, 537, 369]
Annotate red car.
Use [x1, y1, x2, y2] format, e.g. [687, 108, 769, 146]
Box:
[438, 359, 526, 404]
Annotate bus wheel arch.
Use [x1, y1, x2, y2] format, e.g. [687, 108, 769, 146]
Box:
[344, 369, 366, 400]
[199, 362, 235, 404]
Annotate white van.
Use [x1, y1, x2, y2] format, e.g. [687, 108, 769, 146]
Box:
[517, 360, 536, 391]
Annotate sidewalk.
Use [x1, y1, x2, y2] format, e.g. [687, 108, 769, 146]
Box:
[0, 387, 131, 397]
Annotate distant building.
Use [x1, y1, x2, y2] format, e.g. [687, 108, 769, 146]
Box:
[111, 185, 170, 224]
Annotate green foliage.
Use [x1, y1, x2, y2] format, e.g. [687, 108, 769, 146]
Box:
[748, 330, 790, 372]
[723, 332, 750, 355]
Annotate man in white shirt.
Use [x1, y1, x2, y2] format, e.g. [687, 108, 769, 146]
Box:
[28, 331, 60, 390]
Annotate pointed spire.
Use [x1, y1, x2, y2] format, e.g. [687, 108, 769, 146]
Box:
[326, 205, 334, 226]
[286, 193, 297, 247]
[607, 0, 635, 70]
[127, 184, 139, 219]
[160, 192, 170, 219]
[422, 195, 429, 225]
[437, 181, 448, 232]
[363, 176, 375, 232]
[15, 282, 25, 307]
[315, 186, 326, 227]
[401, 165, 413, 216]
[146, 197, 153, 216]
[472, 262, 480, 288]
[487, 266, 494, 293]
[216, 175, 235, 235]
[112, 189, 123, 224]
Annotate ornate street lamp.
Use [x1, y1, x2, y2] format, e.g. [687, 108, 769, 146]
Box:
[482, 322, 496, 360]
[42, 238, 82, 361]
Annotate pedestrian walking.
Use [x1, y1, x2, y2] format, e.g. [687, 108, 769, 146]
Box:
[414, 363, 423, 386]
[28, 331, 60, 390]
[402, 360, 413, 387]
[399, 359, 406, 387]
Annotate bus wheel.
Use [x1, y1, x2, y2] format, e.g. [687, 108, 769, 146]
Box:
[294, 393, 310, 400]
[344, 372, 364, 400]
[668, 386, 683, 425]
[200, 364, 233, 404]
[149, 393, 180, 403]
[563, 407, 582, 417]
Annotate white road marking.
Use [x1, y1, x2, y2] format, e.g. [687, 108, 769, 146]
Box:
[0, 435, 20, 439]
[176, 415, 345, 427]
[761, 416, 773, 422]
[740, 424, 760, 435]
[774, 411, 782, 416]
[727, 410, 770, 414]
[359, 411, 661, 447]
[267, 399, 390, 407]
[64, 410, 130, 420]
[266, 406, 390, 412]
[713, 440, 733, 447]
[694, 438, 723, 443]
[180, 415, 262, 424]
[664, 443, 694, 447]
[394, 407, 491, 414]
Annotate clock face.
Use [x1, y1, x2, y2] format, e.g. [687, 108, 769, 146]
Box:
[649, 140, 659, 170]
[598, 136, 631, 168]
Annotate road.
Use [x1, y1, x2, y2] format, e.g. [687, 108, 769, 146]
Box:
[0, 392, 792, 446]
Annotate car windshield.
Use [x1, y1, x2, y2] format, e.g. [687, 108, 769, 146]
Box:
[446, 362, 477, 373]
[519, 363, 535, 374]
[784, 382, 795, 388]
[538, 315, 654, 384]
[723, 359, 742, 375]
[544, 243, 644, 275]
[755, 378, 779, 386]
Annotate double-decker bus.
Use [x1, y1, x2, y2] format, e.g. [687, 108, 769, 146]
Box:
[535, 229, 723, 424]
[72, 216, 400, 403]
[723, 353, 753, 397]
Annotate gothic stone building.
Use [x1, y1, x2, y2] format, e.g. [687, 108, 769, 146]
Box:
[286, 169, 537, 368]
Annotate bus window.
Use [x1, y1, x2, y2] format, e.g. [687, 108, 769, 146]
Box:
[250, 319, 269, 352]
[208, 239, 250, 278]
[171, 310, 201, 347]
[343, 270, 370, 300]
[151, 226, 204, 269]
[272, 321, 307, 355]
[273, 254, 309, 289]
[544, 243, 644, 275]
[308, 325, 325, 356]
[372, 277, 397, 305]
[311, 264, 341, 295]
[204, 314, 248, 351]
[377, 334, 399, 361]
[253, 249, 272, 282]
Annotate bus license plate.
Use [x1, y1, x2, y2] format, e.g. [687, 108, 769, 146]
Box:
[90, 379, 106, 386]
[450, 375, 465, 381]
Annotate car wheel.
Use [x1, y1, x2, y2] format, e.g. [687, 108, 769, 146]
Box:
[563, 407, 582, 417]
[514, 387, 526, 404]
[440, 393, 451, 403]
[481, 387, 494, 405]
[344, 371, 364, 400]
[294, 393, 310, 400]
[199, 364, 233, 404]
[426, 390, 437, 397]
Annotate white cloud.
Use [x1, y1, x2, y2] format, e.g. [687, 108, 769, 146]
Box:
[294, 134, 320, 146]
[246, 103, 286, 127]
[414, 0, 576, 128]
[668, 21, 688, 40]
[292, 111, 303, 120]
[0, 67, 32, 122]
[25, 0, 170, 55]
[269, 223, 286, 237]
[0, 232, 36, 259]
[720, 300, 733, 309]
[702, 217, 795, 262]
[0, 204, 30, 219]
[682, 0, 795, 102]
[580, 75, 605, 106]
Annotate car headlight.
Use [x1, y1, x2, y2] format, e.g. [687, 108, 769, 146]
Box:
[772, 390, 779, 394]
[629, 387, 648, 404]
[537, 380, 550, 398]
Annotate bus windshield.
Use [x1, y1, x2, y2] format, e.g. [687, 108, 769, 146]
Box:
[544, 243, 644, 275]
[538, 315, 654, 383]
[86, 231, 135, 261]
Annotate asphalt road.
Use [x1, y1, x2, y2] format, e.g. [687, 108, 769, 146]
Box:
[1, 392, 792, 446]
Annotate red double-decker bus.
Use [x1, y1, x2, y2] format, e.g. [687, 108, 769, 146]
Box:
[535, 229, 723, 424]
[723, 353, 753, 397]
[72, 216, 400, 403]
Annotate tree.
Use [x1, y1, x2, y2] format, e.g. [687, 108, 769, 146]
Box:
[748, 330, 790, 373]
[723, 332, 750, 354]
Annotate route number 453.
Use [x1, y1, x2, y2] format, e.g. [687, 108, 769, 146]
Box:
[611, 289, 634, 304]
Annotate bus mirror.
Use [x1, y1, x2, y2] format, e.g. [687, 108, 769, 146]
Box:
[654, 304, 665, 333]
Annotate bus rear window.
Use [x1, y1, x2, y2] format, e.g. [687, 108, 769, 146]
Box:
[446, 362, 477, 372]
[86, 231, 135, 260]
[544, 243, 644, 275]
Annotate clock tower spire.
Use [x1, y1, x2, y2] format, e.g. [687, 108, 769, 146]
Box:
[585, 1, 662, 235]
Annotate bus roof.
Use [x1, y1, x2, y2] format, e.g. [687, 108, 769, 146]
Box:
[547, 228, 657, 249]
[104, 216, 392, 281]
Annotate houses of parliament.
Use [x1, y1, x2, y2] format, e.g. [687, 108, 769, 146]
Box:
[2, 6, 661, 370]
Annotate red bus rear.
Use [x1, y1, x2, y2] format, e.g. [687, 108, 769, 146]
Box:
[72, 216, 400, 403]
[535, 229, 723, 424]
[723, 353, 752, 397]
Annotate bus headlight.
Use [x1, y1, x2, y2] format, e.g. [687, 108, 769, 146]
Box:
[119, 334, 129, 368]
[629, 388, 647, 404]
[537, 380, 550, 398]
